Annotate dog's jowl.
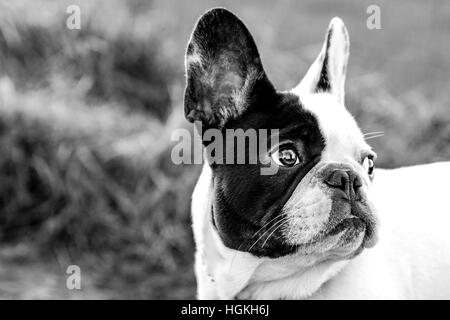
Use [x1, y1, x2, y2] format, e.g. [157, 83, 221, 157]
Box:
[185, 8, 450, 299]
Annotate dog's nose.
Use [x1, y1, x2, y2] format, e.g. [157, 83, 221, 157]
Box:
[325, 169, 362, 200]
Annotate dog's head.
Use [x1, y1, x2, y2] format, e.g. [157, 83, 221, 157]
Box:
[184, 8, 378, 262]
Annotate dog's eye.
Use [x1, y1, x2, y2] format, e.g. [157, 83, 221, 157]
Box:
[271, 146, 300, 167]
[362, 155, 375, 176]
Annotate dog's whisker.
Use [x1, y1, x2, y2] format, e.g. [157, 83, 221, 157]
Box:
[230, 215, 283, 270]
[363, 131, 384, 136]
[250, 215, 286, 239]
[364, 132, 385, 137]
[247, 220, 285, 253]
[365, 132, 384, 136]
[230, 215, 283, 267]
[364, 134, 384, 140]
[261, 219, 290, 248]
[365, 134, 384, 141]
[247, 216, 290, 253]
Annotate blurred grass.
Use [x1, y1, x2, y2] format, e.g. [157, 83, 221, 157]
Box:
[0, 0, 449, 299]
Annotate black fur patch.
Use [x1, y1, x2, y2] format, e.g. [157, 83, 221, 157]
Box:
[211, 93, 325, 258]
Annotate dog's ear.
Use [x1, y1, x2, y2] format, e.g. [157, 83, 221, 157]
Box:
[295, 17, 349, 105]
[184, 8, 274, 128]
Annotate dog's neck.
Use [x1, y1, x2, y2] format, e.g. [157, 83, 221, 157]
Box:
[193, 164, 349, 299]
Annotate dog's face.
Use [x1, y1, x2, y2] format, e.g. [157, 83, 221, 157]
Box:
[184, 8, 378, 261]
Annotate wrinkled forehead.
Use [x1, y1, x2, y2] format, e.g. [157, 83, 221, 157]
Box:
[295, 92, 369, 162]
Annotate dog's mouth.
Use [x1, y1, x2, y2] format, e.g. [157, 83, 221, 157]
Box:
[328, 217, 363, 236]
[326, 207, 377, 250]
[328, 217, 367, 245]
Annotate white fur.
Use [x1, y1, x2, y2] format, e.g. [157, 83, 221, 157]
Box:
[282, 172, 332, 245]
[296, 93, 372, 165]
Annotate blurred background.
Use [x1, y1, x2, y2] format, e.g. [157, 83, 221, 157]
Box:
[0, 0, 449, 299]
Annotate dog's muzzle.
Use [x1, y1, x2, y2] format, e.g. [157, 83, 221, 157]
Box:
[320, 163, 378, 249]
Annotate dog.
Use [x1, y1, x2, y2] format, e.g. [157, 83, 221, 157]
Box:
[183, 8, 450, 299]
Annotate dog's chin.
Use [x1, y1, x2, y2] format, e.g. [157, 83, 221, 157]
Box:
[325, 218, 369, 258]
[308, 222, 366, 260]
[292, 201, 378, 262]
[332, 213, 377, 248]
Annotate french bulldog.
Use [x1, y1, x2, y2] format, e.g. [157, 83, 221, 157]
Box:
[184, 8, 450, 299]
